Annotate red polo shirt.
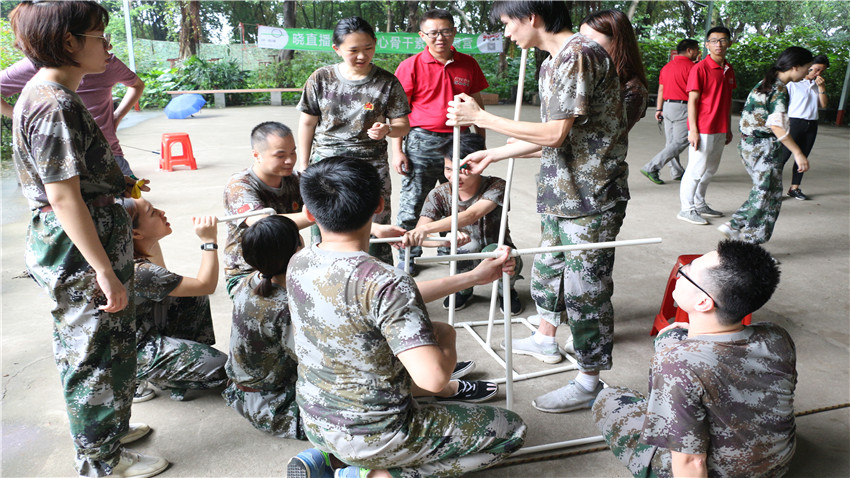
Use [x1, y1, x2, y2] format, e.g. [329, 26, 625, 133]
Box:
[394, 47, 489, 133]
[686, 55, 736, 134]
[658, 55, 695, 101]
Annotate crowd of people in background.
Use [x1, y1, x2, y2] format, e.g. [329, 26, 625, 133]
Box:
[5, 0, 826, 476]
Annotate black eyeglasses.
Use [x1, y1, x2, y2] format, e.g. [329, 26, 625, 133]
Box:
[421, 29, 455, 39]
[677, 265, 720, 308]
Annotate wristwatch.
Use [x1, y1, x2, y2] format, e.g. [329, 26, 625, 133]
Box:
[200, 243, 218, 251]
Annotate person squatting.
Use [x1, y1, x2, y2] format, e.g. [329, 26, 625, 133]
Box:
[6, 1, 804, 477]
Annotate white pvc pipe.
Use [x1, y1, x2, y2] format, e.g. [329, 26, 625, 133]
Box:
[447, 121, 461, 325]
[217, 207, 276, 222]
[512, 436, 606, 456]
[368, 236, 450, 244]
[416, 237, 663, 264]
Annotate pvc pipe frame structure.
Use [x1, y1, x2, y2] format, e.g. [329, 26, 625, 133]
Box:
[417, 48, 651, 457]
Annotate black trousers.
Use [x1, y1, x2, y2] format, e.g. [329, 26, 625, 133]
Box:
[777, 117, 818, 186]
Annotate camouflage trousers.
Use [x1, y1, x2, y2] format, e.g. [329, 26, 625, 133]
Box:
[396, 128, 456, 261]
[728, 136, 784, 244]
[310, 154, 394, 265]
[303, 401, 526, 478]
[530, 201, 627, 372]
[592, 387, 672, 478]
[26, 206, 136, 476]
[222, 383, 304, 439]
[449, 243, 523, 297]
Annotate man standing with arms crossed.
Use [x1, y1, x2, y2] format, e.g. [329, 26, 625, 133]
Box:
[677, 27, 736, 225]
[640, 38, 700, 185]
[393, 8, 489, 274]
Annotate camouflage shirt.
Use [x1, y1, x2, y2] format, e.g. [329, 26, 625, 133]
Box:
[223, 168, 303, 279]
[297, 64, 411, 161]
[12, 81, 124, 210]
[538, 34, 629, 218]
[286, 245, 437, 434]
[226, 272, 298, 392]
[419, 176, 513, 249]
[642, 324, 797, 477]
[133, 259, 182, 342]
[623, 76, 648, 133]
[739, 80, 788, 138]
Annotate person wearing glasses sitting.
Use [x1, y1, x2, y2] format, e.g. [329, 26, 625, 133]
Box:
[592, 240, 797, 477]
[392, 8, 490, 275]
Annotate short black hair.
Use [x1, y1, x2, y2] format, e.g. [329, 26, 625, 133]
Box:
[491, 1, 572, 33]
[250, 121, 292, 151]
[705, 26, 731, 40]
[300, 157, 382, 233]
[704, 240, 780, 325]
[332, 16, 376, 46]
[677, 38, 699, 53]
[442, 133, 486, 161]
[242, 215, 302, 298]
[812, 54, 830, 68]
[421, 9, 454, 28]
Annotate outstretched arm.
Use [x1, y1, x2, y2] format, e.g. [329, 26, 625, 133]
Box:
[416, 246, 514, 303]
[169, 215, 219, 297]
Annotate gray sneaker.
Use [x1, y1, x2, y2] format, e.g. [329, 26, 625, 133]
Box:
[696, 204, 724, 217]
[677, 209, 708, 225]
[532, 380, 604, 413]
[501, 333, 562, 364]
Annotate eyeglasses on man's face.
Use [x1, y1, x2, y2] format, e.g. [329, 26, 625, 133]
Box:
[677, 264, 720, 308]
[74, 32, 112, 46]
[421, 28, 455, 39]
[707, 38, 730, 45]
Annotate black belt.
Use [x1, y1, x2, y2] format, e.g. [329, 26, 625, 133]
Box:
[665, 99, 688, 104]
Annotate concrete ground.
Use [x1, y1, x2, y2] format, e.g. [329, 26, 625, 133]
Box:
[2, 104, 848, 477]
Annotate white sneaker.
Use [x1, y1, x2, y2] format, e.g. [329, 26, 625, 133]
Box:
[501, 334, 562, 364]
[107, 449, 168, 478]
[562, 335, 575, 355]
[717, 223, 740, 241]
[532, 380, 603, 413]
[119, 423, 151, 445]
[133, 381, 155, 403]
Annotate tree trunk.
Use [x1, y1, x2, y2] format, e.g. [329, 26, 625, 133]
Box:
[178, 0, 201, 60]
[278, 0, 296, 62]
[406, 1, 419, 33]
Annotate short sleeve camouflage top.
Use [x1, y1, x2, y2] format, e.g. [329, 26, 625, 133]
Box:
[642, 324, 797, 477]
[297, 64, 411, 161]
[226, 272, 298, 392]
[12, 82, 124, 210]
[419, 176, 513, 248]
[223, 168, 302, 279]
[286, 246, 437, 434]
[537, 34, 629, 218]
[623, 76, 648, 133]
[739, 80, 788, 138]
[133, 259, 183, 341]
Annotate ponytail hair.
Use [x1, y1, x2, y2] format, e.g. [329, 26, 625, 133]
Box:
[756, 46, 813, 94]
[241, 215, 302, 298]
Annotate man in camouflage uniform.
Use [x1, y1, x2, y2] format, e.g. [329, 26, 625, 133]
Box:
[286, 158, 525, 478]
[447, 1, 629, 412]
[223, 122, 310, 295]
[593, 240, 796, 477]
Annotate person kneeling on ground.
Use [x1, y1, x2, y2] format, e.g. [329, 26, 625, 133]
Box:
[286, 158, 526, 477]
[592, 240, 796, 477]
[120, 197, 227, 402]
[403, 133, 524, 315]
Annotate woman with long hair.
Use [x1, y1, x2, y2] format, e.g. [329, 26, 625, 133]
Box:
[719, 47, 813, 243]
[8, 2, 164, 475]
[580, 9, 649, 132]
[119, 197, 227, 402]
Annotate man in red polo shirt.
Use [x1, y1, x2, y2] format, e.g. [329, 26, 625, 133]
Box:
[392, 8, 489, 273]
[678, 26, 736, 226]
[640, 38, 700, 185]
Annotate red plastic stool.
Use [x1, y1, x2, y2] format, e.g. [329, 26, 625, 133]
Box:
[160, 133, 197, 172]
[651, 254, 751, 335]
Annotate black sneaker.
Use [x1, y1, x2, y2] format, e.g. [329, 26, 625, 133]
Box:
[451, 360, 476, 380]
[499, 289, 524, 316]
[443, 292, 472, 310]
[788, 188, 808, 200]
[437, 380, 498, 403]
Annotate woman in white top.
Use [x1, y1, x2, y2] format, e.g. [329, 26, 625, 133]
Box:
[777, 54, 829, 200]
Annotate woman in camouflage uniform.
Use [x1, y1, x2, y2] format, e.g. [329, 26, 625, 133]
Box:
[297, 17, 411, 265]
[120, 197, 227, 402]
[719, 47, 813, 244]
[8, 2, 166, 476]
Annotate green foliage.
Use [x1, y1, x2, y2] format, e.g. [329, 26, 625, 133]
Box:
[1, 18, 23, 162]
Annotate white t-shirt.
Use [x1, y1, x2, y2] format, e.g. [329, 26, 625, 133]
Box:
[786, 79, 819, 120]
